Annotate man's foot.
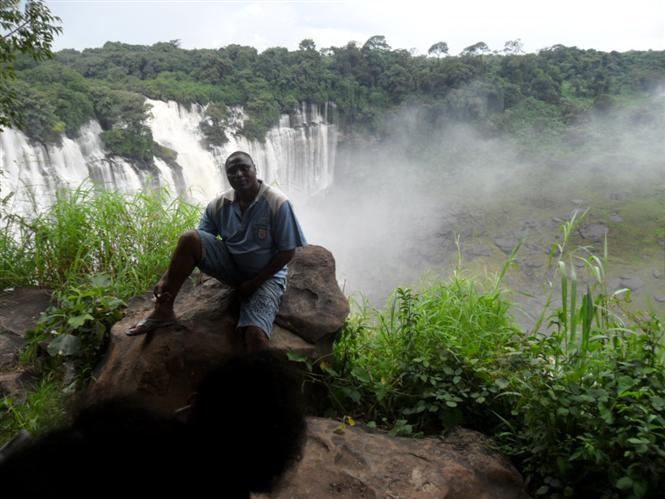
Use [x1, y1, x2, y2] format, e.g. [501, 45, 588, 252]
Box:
[126, 317, 177, 336]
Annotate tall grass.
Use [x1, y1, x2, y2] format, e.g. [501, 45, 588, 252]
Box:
[0, 186, 201, 446]
[1, 185, 200, 298]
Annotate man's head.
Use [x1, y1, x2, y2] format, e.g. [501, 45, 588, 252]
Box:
[225, 151, 258, 192]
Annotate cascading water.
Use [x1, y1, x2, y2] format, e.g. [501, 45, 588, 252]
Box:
[0, 100, 337, 216]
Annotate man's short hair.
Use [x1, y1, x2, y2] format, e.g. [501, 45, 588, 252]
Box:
[225, 151, 255, 169]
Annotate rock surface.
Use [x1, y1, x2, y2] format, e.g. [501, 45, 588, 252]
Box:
[494, 237, 519, 255]
[261, 418, 528, 499]
[0, 288, 52, 396]
[578, 223, 608, 242]
[275, 246, 350, 344]
[620, 275, 643, 291]
[86, 245, 348, 411]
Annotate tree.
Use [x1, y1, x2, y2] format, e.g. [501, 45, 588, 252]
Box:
[298, 39, 316, 52]
[503, 39, 524, 55]
[362, 35, 390, 52]
[428, 41, 449, 58]
[0, 0, 62, 129]
[461, 41, 490, 57]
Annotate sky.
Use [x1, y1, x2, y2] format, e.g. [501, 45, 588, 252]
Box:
[48, 0, 665, 55]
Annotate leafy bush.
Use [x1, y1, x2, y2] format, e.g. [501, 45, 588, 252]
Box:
[324, 281, 522, 435]
[21, 274, 125, 381]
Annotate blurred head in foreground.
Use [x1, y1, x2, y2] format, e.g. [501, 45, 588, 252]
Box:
[0, 350, 306, 498]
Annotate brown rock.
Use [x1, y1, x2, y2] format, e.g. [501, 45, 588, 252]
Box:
[276, 245, 350, 344]
[0, 370, 38, 398]
[87, 246, 348, 411]
[0, 288, 52, 373]
[0, 288, 52, 338]
[261, 418, 528, 499]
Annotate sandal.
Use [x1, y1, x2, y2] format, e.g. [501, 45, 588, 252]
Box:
[126, 318, 177, 337]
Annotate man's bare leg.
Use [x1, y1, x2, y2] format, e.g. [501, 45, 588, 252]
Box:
[243, 326, 269, 353]
[145, 230, 202, 322]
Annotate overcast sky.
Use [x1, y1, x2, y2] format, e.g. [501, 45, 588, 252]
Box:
[48, 0, 665, 55]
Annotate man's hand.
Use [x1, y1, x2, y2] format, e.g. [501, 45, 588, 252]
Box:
[237, 249, 296, 301]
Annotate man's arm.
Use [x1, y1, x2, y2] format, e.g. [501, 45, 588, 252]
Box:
[238, 249, 295, 300]
[198, 200, 219, 236]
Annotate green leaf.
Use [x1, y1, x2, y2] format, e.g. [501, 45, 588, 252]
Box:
[286, 351, 308, 363]
[47, 334, 81, 357]
[67, 313, 94, 329]
[615, 476, 633, 490]
[351, 365, 371, 383]
[495, 378, 509, 389]
[89, 274, 112, 288]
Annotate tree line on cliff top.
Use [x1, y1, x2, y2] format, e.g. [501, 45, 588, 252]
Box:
[6, 33, 665, 162]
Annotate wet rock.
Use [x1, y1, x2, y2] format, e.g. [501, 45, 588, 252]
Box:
[579, 223, 608, 242]
[620, 276, 643, 291]
[494, 237, 519, 255]
[609, 192, 627, 201]
[466, 244, 492, 257]
[653, 295, 665, 303]
[262, 418, 529, 499]
[608, 278, 623, 292]
[653, 269, 665, 280]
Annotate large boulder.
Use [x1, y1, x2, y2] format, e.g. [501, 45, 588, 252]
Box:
[86, 245, 348, 411]
[263, 418, 528, 499]
[276, 245, 350, 344]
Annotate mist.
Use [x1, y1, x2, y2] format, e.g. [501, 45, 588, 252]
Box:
[299, 91, 665, 313]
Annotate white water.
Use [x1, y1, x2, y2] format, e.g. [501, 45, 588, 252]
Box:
[0, 100, 337, 216]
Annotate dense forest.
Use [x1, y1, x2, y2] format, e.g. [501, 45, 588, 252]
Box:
[8, 37, 665, 163]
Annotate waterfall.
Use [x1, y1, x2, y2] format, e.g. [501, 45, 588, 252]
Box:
[0, 100, 338, 216]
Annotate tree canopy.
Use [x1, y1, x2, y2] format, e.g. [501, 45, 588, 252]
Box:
[0, 0, 61, 129]
[7, 34, 665, 163]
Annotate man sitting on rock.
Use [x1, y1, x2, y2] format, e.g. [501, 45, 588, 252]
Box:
[127, 150, 307, 352]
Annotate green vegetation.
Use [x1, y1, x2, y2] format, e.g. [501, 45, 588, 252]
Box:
[0, 376, 69, 445]
[1, 185, 200, 295]
[0, 0, 62, 130]
[1, 187, 662, 496]
[0, 186, 200, 439]
[7, 38, 664, 155]
[20, 274, 126, 381]
[291, 218, 664, 498]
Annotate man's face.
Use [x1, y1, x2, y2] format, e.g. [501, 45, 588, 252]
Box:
[225, 155, 258, 192]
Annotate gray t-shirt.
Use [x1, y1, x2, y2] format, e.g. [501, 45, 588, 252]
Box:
[198, 182, 307, 279]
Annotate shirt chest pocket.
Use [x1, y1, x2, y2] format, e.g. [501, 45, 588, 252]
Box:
[253, 222, 272, 248]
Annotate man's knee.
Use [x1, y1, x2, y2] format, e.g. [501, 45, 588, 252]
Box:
[177, 230, 202, 262]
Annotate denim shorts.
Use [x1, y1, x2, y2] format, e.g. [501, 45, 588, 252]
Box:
[197, 230, 286, 339]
